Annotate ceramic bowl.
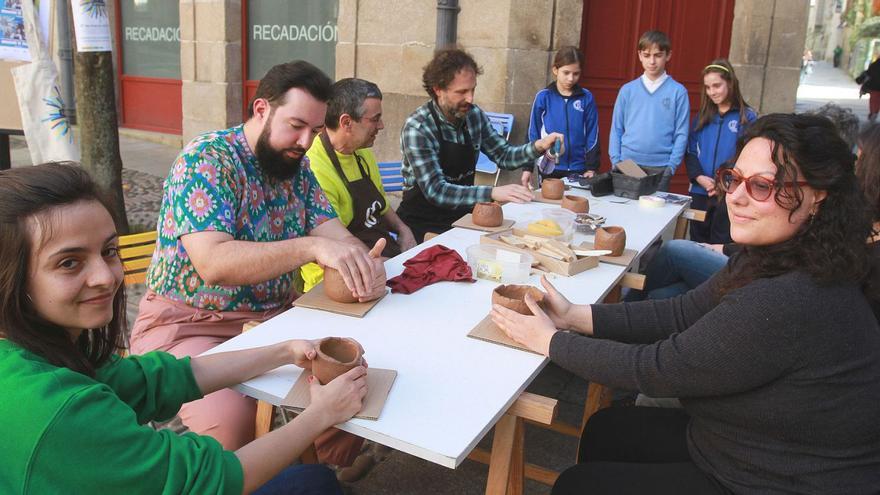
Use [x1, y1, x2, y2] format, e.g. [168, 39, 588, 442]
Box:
[541, 179, 564, 200]
[594, 226, 626, 257]
[323, 268, 357, 303]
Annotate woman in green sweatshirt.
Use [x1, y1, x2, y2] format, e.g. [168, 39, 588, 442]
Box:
[0, 162, 366, 494]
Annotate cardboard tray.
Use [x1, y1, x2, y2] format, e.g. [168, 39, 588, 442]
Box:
[480, 231, 599, 276]
[452, 214, 516, 233]
[293, 283, 387, 318]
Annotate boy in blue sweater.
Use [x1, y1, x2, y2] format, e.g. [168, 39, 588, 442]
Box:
[609, 30, 690, 192]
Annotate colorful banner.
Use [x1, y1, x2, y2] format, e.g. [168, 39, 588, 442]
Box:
[71, 0, 111, 52]
[0, 0, 48, 62]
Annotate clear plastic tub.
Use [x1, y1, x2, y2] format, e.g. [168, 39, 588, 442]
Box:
[466, 244, 533, 283]
[540, 208, 576, 241]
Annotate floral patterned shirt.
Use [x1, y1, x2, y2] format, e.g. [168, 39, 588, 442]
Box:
[146, 125, 337, 311]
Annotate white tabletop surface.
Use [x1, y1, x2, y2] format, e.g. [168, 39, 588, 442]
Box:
[205, 192, 689, 468]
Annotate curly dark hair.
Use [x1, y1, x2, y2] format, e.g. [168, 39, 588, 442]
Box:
[719, 114, 874, 297]
[0, 162, 126, 377]
[422, 47, 483, 99]
[248, 60, 332, 118]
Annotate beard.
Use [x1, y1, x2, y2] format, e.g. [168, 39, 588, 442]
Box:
[438, 99, 471, 121]
[254, 123, 306, 181]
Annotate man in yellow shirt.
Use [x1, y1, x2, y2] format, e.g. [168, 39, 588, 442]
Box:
[302, 78, 416, 290]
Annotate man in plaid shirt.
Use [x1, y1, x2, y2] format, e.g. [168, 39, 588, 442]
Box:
[398, 48, 564, 241]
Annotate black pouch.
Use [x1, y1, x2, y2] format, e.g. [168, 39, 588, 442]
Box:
[588, 172, 614, 196]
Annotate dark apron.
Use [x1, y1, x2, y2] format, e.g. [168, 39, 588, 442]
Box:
[320, 132, 401, 258]
[397, 103, 480, 242]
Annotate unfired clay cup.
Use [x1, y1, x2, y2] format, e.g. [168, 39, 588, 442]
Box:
[541, 179, 564, 200]
[561, 195, 589, 214]
[312, 337, 364, 385]
[492, 285, 546, 315]
[323, 268, 358, 303]
[594, 226, 626, 257]
[472, 202, 504, 227]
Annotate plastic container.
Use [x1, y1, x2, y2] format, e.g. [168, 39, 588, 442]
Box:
[466, 244, 533, 283]
[541, 208, 576, 241]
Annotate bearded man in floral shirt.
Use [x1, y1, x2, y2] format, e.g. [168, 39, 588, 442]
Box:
[129, 61, 383, 466]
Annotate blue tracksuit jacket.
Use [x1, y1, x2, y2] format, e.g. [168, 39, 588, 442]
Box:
[528, 83, 600, 173]
[685, 107, 757, 195]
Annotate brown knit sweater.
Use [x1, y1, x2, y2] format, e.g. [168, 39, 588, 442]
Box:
[550, 270, 880, 494]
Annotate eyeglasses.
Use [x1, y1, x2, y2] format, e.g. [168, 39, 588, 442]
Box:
[715, 168, 808, 202]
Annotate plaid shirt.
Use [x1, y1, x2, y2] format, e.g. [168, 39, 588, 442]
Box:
[400, 101, 539, 208]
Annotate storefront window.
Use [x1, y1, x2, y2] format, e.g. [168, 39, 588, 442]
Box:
[119, 0, 180, 79]
[247, 0, 338, 80]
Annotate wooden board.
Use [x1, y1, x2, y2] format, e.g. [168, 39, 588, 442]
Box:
[452, 214, 516, 233]
[574, 241, 638, 267]
[282, 368, 397, 421]
[467, 314, 542, 355]
[293, 283, 387, 318]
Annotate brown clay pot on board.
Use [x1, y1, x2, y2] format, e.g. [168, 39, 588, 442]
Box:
[312, 337, 364, 385]
[323, 268, 357, 303]
[561, 195, 589, 214]
[541, 179, 564, 200]
[594, 226, 626, 257]
[472, 201, 503, 227]
[492, 284, 546, 315]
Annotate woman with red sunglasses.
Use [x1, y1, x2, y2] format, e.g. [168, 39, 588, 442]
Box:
[492, 113, 880, 494]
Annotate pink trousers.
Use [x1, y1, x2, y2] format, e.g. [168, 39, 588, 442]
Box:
[129, 291, 363, 465]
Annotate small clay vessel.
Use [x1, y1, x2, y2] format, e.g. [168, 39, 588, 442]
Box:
[594, 226, 626, 257]
[472, 202, 503, 227]
[312, 337, 364, 385]
[561, 195, 589, 214]
[323, 268, 357, 303]
[541, 179, 564, 200]
[492, 284, 546, 315]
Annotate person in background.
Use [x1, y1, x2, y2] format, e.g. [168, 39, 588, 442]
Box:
[860, 56, 880, 122]
[493, 114, 880, 493]
[0, 163, 365, 495]
[301, 78, 416, 292]
[397, 47, 564, 242]
[609, 30, 689, 192]
[684, 59, 756, 242]
[521, 46, 600, 187]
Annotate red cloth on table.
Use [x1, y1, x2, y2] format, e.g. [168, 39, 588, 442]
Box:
[386, 245, 475, 294]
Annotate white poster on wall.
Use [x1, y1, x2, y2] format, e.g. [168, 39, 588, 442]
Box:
[0, 0, 49, 62]
[71, 0, 111, 52]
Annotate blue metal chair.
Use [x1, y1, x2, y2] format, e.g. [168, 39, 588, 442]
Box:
[475, 112, 515, 185]
[378, 161, 404, 192]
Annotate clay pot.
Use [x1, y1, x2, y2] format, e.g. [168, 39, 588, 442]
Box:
[541, 179, 564, 200]
[472, 202, 503, 227]
[312, 337, 364, 385]
[323, 268, 357, 303]
[492, 284, 546, 315]
[594, 226, 626, 257]
[561, 195, 589, 214]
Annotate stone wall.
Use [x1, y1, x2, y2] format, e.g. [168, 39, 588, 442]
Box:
[728, 0, 810, 115]
[180, 0, 243, 144]
[336, 0, 583, 167]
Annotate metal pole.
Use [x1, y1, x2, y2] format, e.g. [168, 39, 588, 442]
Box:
[436, 0, 460, 50]
[56, 0, 76, 124]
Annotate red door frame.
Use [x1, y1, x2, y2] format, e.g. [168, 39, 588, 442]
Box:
[113, 0, 183, 134]
[579, 0, 736, 194]
[241, 0, 257, 118]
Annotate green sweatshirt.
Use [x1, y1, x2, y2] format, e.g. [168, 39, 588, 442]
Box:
[0, 340, 244, 494]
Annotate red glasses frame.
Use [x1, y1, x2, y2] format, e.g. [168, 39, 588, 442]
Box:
[715, 168, 808, 202]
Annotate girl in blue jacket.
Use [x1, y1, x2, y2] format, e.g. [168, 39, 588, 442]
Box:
[685, 59, 756, 242]
[522, 46, 600, 186]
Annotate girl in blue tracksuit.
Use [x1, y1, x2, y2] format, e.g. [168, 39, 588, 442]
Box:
[685, 58, 757, 242]
[522, 46, 600, 187]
